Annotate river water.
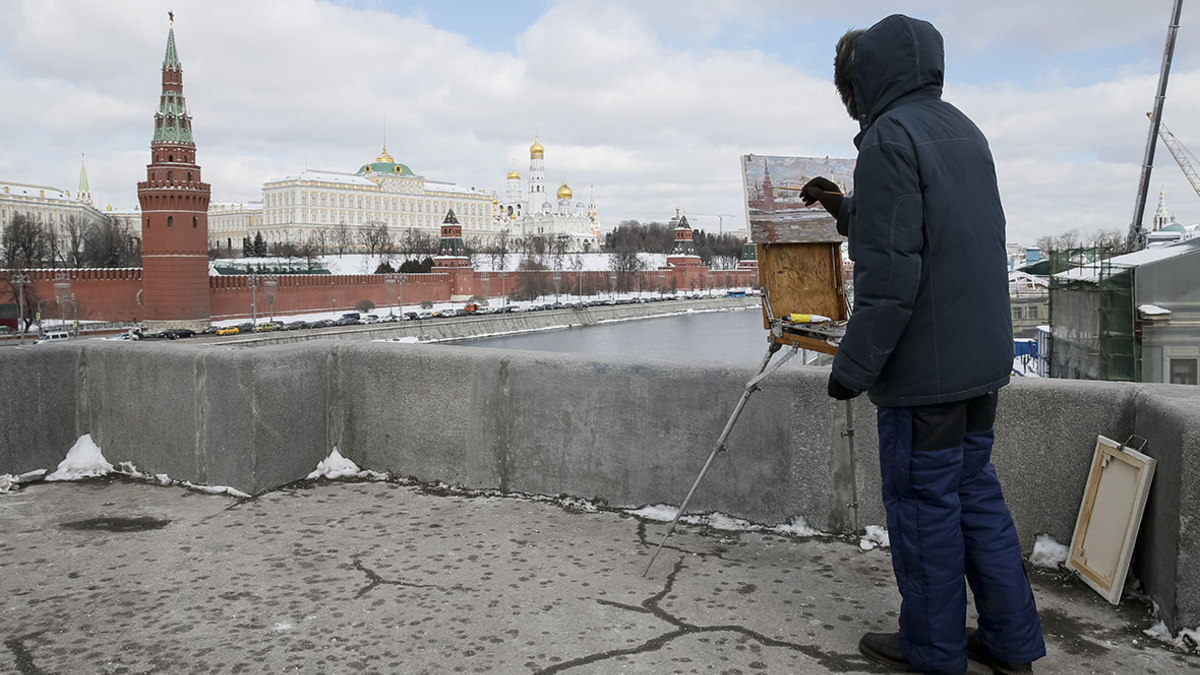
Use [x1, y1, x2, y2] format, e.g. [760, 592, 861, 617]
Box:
[457, 308, 820, 368]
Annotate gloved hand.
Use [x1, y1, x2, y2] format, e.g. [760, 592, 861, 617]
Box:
[827, 373, 861, 400]
[801, 176, 843, 218]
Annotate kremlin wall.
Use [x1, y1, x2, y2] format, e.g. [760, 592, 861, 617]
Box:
[2, 19, 755, 330]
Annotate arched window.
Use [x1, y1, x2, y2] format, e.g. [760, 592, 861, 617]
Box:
[145, 217, 150, 229]
[168, 154, 174, 162]
[167, 216, 174, 228]
[167, 171, 174, 183]
[187, 172, 192, 181]
[192, 216, 197, 228]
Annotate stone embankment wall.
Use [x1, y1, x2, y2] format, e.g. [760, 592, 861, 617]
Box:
[214, 297, 762, 346]
[2, 340, 1198, 630]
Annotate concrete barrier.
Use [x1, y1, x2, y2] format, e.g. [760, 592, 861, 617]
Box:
[1, 339, 1198, 629]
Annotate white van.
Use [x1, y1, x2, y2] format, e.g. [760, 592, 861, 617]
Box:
[35, 331, 70, 345]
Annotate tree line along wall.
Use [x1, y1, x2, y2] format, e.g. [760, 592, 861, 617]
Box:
[4, 266, 758, 325]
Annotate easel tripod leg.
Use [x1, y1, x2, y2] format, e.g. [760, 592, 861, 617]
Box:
[642, 344, 799, 576]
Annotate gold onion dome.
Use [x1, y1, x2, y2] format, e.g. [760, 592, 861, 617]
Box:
[376, 145, 395, 163]
[557, 181, 573, 200]
[530, 137, 544, 158]
[507, 169, 521, 179]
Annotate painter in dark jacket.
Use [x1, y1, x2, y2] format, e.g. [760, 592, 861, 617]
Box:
[803, 15, 1045, 675]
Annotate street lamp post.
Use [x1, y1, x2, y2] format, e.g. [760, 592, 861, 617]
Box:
[265, 277, 278, 322]
[608, 273, 617, 302]
[10, 273, 30, 345]
[385, 274, 403, 317]
[248, 272, 260, 325]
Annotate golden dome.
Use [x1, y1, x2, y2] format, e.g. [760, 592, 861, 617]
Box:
[556, 181, 573, 200]
[375, 145, 395, 163]
[530, 137, 544, 158]
[507, 169, 521, 180]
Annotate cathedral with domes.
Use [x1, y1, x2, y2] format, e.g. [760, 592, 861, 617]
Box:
[494, 137, 601, 252]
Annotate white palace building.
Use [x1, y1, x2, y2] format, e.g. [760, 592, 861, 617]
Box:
[209, 138, 602, 254]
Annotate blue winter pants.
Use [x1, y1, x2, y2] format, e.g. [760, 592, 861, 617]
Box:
[877, 391, 1046, 674]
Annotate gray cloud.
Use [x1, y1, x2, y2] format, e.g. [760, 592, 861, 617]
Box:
[1, 0, 1197, 247]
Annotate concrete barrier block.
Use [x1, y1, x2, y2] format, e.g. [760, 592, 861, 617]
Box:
[336, 342, 478, 484]
[81, 341, 204, 480]
[0, 344, 80, 474]
[200, 342, 330, 494]
[1132, 385, 1200, 630]
[995, 379, 1136, 549]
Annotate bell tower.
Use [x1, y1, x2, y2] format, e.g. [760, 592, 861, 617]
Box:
[137, 12, 212, 330]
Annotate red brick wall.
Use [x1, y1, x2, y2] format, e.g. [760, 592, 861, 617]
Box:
[209, 273, 453, 319]
[3, 269, 144, 323]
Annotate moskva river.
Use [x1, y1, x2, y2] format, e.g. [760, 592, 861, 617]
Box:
[457, 307, 821, 368]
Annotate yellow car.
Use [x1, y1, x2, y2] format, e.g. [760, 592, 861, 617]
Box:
[254, 323, 275, 332]
[216, 326, 240, 336]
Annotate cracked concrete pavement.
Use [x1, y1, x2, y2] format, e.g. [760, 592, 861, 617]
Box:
[1, 477, 1196, 674]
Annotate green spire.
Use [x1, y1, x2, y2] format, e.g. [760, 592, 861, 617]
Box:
[163, 26, 180, 69]
[78, 156, 90, 194]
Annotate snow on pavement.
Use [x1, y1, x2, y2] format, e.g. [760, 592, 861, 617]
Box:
[1030, 533, 1070, 569]
[859, 525, 890, 550]
[45, 434, 113, 481]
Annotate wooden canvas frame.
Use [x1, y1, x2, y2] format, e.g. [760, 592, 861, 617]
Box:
[1066, 435, 1156, 604]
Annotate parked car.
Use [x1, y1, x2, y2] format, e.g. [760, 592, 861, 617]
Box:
[341, 312, 361, 321]
[404, 312, 419, 321]
[417, 311, 433, 320]
[334, 315, 360, 326]
[199, 326, 219, 335]
[453, 309, 469, 317]
[362, 314, 381, 324]
[216, 326, 240, 336]
[284, 321, 307, 331]
[35, 331, 71, 344]
[168, 328, 196, 340]
[236, 322, 255, 333]
[307, 319, 334, 329]
[254, 323, 275, 332]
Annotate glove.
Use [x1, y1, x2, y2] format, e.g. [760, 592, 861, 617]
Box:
[827, 373, 861, 400]
[801, 176, 843, 218]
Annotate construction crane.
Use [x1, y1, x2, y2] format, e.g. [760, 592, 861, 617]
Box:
[1153, 113, 1200, 201]
[1127, 0, 1183, 252]
[685, 213, 740, 236]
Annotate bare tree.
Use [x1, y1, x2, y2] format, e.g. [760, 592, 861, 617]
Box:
[82, 216, 140, 267]
[334, 219, 353, 256]
[492, 230, 511, 271]
[608, 243, 646, 292]
[2, 213, 50, 268]
[362, 221, 391, 256]
[63, 215, 90, 267]
[398, 228, 438, 260]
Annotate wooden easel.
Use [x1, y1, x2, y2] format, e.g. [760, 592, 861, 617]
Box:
[757, 242, 847, 355]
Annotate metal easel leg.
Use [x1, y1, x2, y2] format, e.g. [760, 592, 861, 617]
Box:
[844, 399, 860, 535]
[642, 341, 800, 576]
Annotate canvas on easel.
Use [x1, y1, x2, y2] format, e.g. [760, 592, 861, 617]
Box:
[741, 154, 855, 355]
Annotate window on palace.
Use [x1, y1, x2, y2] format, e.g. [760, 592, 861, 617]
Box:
[1029, 305, 1040, 319]
[167, 171, 173, 183]
[167, 216, 173, 228]
[302, 194, 307, 205]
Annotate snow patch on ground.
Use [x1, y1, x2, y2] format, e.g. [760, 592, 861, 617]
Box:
[45, 435, 113, 481]
[113, 461, 249, 498]
[624, 505, 826, 537]
[771, 516, 821, 537]
[308, 448, 388, 481]
[181, 482, 253, 499]
[1144, 621, 1200, 652]
[273, 622, 293, 632]
[859, 525, 890, 550]
[380, 336, 421, 344]
[0, 475, 15, 493]
[1139, 304, 1171, 316]
[1029, 533, 1070, 568]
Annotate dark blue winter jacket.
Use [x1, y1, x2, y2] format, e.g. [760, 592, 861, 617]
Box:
[832, 14, 1013, 407]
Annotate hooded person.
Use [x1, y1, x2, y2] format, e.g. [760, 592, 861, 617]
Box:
[801, 15, 1047, 675]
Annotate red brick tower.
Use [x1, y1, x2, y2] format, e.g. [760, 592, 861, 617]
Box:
[137, 14, 212, 330]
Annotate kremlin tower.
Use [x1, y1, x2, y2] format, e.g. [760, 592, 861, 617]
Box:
[137, 13, 212, 330]
[433, 209, 470, 268]
[665, 208, 701, 267]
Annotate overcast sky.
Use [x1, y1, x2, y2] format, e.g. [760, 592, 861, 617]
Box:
[1, 0, 1198, 245]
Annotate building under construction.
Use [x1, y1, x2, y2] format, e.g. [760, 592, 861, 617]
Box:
[1047, 238, 1200, 383]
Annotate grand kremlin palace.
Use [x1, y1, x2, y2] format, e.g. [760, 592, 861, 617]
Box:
[210, 139, 602, 254]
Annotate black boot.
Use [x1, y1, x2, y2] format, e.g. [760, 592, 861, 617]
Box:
[966, 628, 1033, 674]
[858, 632, 913, 671]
